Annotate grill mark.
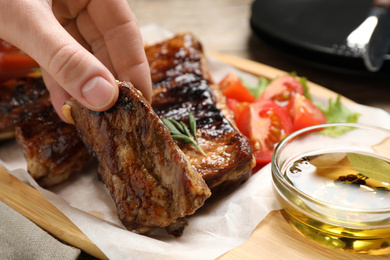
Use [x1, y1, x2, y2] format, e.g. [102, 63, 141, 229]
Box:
[0, 76, 48, 108]
[67, 82, 210, 233]
[0, 76, 50, 137]
[151, 71, 234, 136]
[87, 86, 176, 213]
[15, 102, 90, 187]
[145, 32, 255, 194]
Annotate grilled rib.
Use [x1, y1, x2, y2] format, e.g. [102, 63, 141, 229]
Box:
[0, 74, 49, 141]
[15, 104, 90, 187]
[0, 73, 91, 186]
[3, 32, 255, 236]
[145, 33, 256, 195]
[65, 82, 211, 235]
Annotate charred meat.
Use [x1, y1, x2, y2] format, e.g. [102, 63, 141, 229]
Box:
[15, 104, 90, 187]
[145, 33, 255, 195]
[0, 74, 49, 141]
[65, 82, 211, 235]
[0, 73, 90, 186]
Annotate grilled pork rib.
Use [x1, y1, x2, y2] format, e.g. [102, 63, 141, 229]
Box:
[2, 32, 254, 236]
[15, 104, 90, 187]
[0, 74, 49, 141]
[65, 82, 211, 235]
[146, 33, 255, 194]
[0, 73, 90, 187]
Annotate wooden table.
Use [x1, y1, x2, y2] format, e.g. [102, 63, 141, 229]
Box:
[130, 0, 390, 114]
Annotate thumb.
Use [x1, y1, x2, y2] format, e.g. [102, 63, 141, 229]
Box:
[1, 2, 118, 113]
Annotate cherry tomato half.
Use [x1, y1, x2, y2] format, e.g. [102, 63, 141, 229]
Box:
[287, 93, 327, 131]
[226, 98, 250, 123]
[260, 74, 304, 104]
[219, 72, 255, 103]
[237, 100, 292, 166]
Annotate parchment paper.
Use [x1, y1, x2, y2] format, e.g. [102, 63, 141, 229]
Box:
[1, 24, 390, 260]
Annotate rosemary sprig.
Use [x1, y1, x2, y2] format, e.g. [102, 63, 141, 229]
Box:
[162, 112, 206, 156]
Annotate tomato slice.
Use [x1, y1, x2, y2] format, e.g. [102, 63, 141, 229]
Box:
[287, 93, 327, 131]
[226, 98, 250, 123]
[219, 72, 240, 89]
[237, 100, 292, 166]
[260, 75, 304, 104]
[219, 72, 255, 102]
[0, 39, 39, 82]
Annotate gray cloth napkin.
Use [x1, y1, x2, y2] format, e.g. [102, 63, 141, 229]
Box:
[0, 200, 81, 260]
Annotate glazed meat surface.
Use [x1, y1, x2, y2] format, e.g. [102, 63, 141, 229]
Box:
[145, 33, 255, 194]
[0, 73, 90, 186]
[15, 104, 90, 187]
[0, 75, 49, 141]
[65, 82, 211, 235]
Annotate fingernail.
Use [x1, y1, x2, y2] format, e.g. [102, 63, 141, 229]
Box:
[81, 77, 115, 109]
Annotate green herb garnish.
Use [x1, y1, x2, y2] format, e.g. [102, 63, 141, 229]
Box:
[316, 95, 361, 137]
[162, 112, 206, 156]
[318, 95, 361, 123]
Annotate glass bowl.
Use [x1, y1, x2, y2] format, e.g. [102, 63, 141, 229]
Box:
[272, 123, 390, 255]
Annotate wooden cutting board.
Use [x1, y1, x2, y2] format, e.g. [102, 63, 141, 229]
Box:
[0, 52, 387, 259]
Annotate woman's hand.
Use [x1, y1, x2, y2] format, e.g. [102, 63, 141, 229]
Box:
[0, 0, 152, 121]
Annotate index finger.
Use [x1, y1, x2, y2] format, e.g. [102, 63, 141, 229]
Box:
[87, 0, 152, 102]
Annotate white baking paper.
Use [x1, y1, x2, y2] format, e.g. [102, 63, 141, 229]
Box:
[1, 24, 390, 260]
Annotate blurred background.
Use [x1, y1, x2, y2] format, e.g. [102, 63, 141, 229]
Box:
[128, 0, 390, 114]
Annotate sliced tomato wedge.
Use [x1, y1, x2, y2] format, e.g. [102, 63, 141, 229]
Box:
[0, 39, 39, 82]
[287, 93, 327, 131]
[260, 74, 304, 104]
[226, 98, 250, 123]
[237, 100, 292, 166]
[219, 72, 255, 102]
[219, 72, 240, 89]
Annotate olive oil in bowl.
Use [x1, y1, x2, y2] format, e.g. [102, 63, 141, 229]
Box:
[272, 124, 390, 255]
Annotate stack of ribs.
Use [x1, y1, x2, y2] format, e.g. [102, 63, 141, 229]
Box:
[0, 74, 90, 187]
[0, 33, 255, 236]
